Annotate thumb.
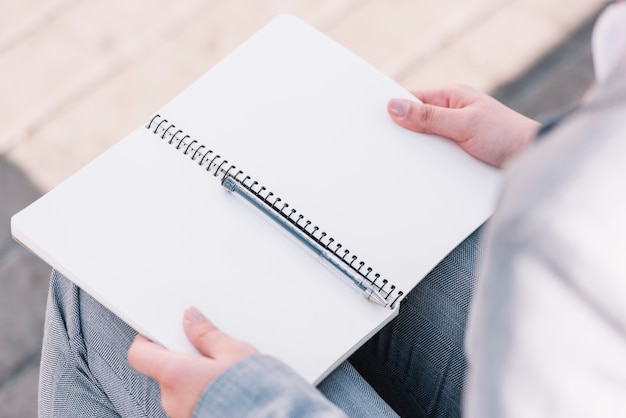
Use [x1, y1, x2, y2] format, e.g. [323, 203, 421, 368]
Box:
[387, 98, 461, 140]
[183, 306, 260, 362]
[182, 306, 227, 358]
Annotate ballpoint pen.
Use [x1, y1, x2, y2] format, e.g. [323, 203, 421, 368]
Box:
[221, 175, 389, 307]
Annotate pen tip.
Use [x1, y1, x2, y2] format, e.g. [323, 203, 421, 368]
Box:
[366, 289, 388, 307]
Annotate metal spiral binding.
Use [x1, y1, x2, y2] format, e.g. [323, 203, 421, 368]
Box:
[146, 113, 405, 308]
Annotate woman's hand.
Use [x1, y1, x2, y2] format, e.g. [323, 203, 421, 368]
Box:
[128, 307, 259, 418]
[388, 85, 540, 168]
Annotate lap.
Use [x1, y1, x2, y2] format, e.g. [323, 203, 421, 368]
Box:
[39, 227, 482, 417]
[39, 271, 165, 417]
[39, 272, 391, 417]
[350, 227, 482, 417]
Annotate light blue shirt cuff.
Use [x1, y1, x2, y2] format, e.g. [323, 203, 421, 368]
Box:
[193, 354, 347, 418]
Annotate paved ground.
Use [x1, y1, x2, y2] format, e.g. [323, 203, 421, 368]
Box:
[0, 0, 609, 416]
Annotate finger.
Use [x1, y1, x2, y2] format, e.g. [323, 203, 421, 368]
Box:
[410, 85, 476, 108]
[182, 306, 231, 358]
[410, 88, 454, 108]
[387, 99, 465, 141]
[127, 334, 170, 378]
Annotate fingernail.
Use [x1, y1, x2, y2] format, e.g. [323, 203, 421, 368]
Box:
[184, 306, 206, 323]
[388, 99, 410, 118]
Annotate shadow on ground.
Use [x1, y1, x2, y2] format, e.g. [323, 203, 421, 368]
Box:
[491, 10, 599, 119]
[0, 157, 49, 418]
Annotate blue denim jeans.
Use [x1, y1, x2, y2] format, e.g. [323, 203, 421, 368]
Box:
[39, 228, 482, 417]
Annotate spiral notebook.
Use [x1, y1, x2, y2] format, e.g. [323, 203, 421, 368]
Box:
[11, 15, 500, 384]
